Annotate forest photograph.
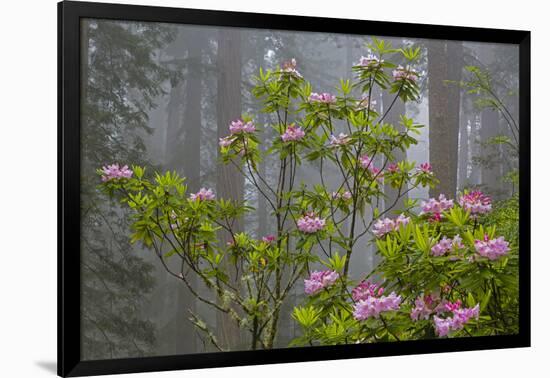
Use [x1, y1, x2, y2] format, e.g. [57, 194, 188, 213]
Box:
[80, 18, 520, 360]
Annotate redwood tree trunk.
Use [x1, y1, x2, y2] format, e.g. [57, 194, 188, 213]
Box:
[480, 107, 501, 195]
[215, 28, 244, 350]
[428, 40, 463, 198]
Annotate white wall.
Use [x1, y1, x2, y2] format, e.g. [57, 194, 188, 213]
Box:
[0, 0, 546, 377]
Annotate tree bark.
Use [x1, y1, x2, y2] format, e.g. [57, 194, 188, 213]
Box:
[428, 40, 462, 198]
[215, 28, 244, 350]
[177, 31, 205, 355]
[457, 114, 470, 190]
[480, 107, 501, 195]
[163, 30, 206, 355]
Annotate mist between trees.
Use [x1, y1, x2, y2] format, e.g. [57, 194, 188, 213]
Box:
[80, 19, 519, 359]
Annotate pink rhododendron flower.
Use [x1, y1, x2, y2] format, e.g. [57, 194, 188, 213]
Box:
[417, 162, 432, 174]
[452, 235, 464, 249]
[392, 65, 418, 82]
[281, 58, 302, 78]
[329, 133, 351, 146]
[459, 190, 492, 216]
[411, 294, 437, 321]
[420, 194, 454, 217]
[358, 54, 383, 68]
[242, 122, 256, 133]
[359, 154, 374, 169]
[219, 136, 236, 148]
[431, 234, 464, 256]
[101, 163, 133, 182]
[358, 155, 383, 180]
[353, 292, 401, 320]
[304, 270, 340, 295]
[341, 191, 352, 200]
[433, 303, 480, 337]
[373, 217, 395, 238]
[431, 236, 453, 256]
[395, 213, 411, 228]
[297, 212, 326, 233]
[309, 92, 336, 104]
[433, 316, 452, 337]
[352, 281, 384, 302]
[444, 299, 462, 313]
[474, 235, 510, 260]
[372, 214, 410, 238]
[387, 163, 399, 173]
[189, 188, 215, 201]
[371, 167, 384, 181]
[262, 234, 276, 244]
[281, 124, 306, 142]
[229, 119, 256, 134]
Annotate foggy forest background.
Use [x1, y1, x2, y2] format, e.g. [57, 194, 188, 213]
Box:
[79, 19, 519, 360]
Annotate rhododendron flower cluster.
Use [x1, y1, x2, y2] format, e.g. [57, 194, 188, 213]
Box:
[387, 163, 399, 173]
[281, 124, 306, 142]
[218, 136, 236, 148]
[433, 303, 480, 337]
[410, 294, 438, 321]
[369, 166, 384, 180]
[189, 188, 216, 201]
[392, 65, 418, 82]
[459, 190, 492, 216]
[352, 281, 384, 301]
[420, 194, 454, 217]
[431, 235, 464, 256]
[309, 92, 336, 104]
[358, 54, 383, 68]
[474, 235, 510, 260]
[262, 234, 276, 244]
[281, 58, 302, 78]
[353, 292, 402, 320]
[359, 154, 374, 169]
[417, 162, 432, 174]
[304, 270, 340, 295]
[100, 163, 133, 182]
[359, 155, 383, 180]
[329, 133, 351, 146]
[229, 119, 256, 134]
[96, 44, 521, 349]
[373, 214, 410, 237]
[410, 296, 480, 337]
[297, 212, 326, 233]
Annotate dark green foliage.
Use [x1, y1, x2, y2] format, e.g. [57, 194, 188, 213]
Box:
[81, 19, 177, 359]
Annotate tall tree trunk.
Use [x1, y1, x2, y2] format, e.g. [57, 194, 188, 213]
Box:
[447, 41, 463, 195]
[428, 41, 462, 198]
[457, 114, 469, 191]
[480, 107, 500, 195]
[165, 84, 184, 164]
[176, 31, 205, 355]
[216, 28, 243, 350]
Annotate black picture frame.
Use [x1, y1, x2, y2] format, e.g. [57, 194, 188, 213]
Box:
[58, 1, 531, 376]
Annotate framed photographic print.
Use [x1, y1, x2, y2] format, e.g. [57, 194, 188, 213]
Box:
[58, 0, 531, 376]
